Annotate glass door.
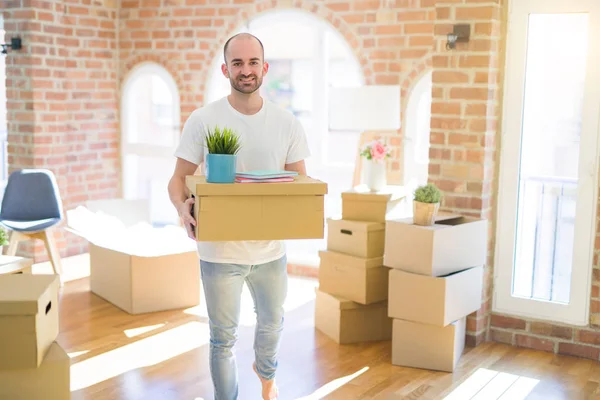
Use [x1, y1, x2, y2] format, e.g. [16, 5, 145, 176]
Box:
[494, 0, 600, 325]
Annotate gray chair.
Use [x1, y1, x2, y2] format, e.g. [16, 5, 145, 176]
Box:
[0, 169, 64, 280]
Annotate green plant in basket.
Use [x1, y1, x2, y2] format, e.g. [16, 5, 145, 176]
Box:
[413, 183, 442, 204]
[205, 125, 242, 155]
[413, 183, 442, 226]
[0, 227, 9, 246]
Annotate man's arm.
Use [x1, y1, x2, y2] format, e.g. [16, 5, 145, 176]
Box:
[168, 157, 200, 239]
[285, 160, 307, 175]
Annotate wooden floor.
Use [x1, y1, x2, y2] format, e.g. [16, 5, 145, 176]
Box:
[44, 255, 600, 400]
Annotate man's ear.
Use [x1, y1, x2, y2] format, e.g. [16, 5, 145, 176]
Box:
[263, 61, 269, 75]
[221, 63, 229, 78]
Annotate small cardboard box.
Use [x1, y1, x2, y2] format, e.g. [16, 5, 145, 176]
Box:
[186, 175, 328, 241]
[318, 250, 388, 305]
[341, 185, 408, 223]
[384, 214, 488, 276]
[315, 288, 391, 344]
[327, 218, 385, 258]
[89, 244, 200, 315]
[0, 341, 70, 399]
[391, 317, 466, 372]
[0, 274, 60, 369]
[388, 266, 483, 326]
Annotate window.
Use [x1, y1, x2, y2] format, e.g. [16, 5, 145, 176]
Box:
[205, 10, 364, 266]
[494, 0, 600, 325]
[403, 71, 432, 188]
[121, 63, 180, 227]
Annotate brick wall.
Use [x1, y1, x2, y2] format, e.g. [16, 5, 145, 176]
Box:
[3, 0, 119, 259]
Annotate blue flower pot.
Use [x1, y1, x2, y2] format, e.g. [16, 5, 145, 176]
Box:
[206, 154, 237, 183]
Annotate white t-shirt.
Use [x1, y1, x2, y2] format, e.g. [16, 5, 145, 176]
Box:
[174, 96, 311, 265]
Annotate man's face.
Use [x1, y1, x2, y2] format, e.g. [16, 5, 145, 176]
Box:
[222, 38, 268, 95]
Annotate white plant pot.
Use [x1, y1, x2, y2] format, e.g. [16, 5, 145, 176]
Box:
[363, 159, 387, 192]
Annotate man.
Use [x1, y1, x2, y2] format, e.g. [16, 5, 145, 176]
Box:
[168, 32, 310, 400]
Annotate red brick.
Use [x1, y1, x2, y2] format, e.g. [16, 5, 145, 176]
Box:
[529, 322, 573, 340]
[491, 315, 527, 330]
[491, 329, 514, 345]
[558, 343, 600, 361]
[515, 334, 556, 353]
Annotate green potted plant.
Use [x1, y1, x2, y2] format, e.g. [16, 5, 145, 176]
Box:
[0, 227, 9, 254]
[413, 183, 442, 226]
[204, 125, 242, 183]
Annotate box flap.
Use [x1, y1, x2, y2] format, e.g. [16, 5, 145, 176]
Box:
[388, 213, 474, 231]
[327, 218, 385, 232]
[342, 184, 407, 203]
[0, 275, 59, 315]
[315, 287, 386, 310]
[186, 175, 328, 196]
[318, 250, 383, 269]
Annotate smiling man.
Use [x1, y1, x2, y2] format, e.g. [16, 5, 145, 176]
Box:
[167, 33, 311, 400]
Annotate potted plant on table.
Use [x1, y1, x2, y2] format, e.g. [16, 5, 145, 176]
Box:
[204, 125, 242, 183]
[359, 139, 391, 191]
[0, 227, 8, 254]
[413, 183, 442, 226]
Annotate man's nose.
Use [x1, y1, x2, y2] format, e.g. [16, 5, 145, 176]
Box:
[241, 64, 252, 75]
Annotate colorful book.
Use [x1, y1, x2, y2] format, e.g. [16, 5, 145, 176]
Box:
[235, 170, 298, 180]
[235, 177, 294, 183]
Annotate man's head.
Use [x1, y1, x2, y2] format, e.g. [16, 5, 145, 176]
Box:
[221, 33, 268, 95]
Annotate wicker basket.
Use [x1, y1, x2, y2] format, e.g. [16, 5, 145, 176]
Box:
[413, 201, 440, 226]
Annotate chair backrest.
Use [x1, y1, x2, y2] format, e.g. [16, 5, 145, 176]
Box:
[0, 169, 63, 221]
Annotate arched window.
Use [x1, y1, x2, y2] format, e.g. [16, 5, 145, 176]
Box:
[120, 62, 180, 226]
[403, 70, 432, 188]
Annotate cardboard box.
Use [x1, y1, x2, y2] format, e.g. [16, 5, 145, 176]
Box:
[90, 244, 200, 314]
[186, 175, 328, 241]
[341, 185, 408, 223]
[384, 214, 488, 276]
[0, 256, 33, 275]
[318, 250, 388, 305]
[315, 288, 391, 344]
[66, 199, 201, 315]
[0, 341, 70, 399]
[391, 317, 466, 372]
[327, 218, 385, 258]
[0, 274, 59, 369]
[388, 266, 483, 326]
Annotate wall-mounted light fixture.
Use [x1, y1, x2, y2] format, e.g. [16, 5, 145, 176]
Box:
[1, 37, 23, 55]
[446, 24, 470, 50]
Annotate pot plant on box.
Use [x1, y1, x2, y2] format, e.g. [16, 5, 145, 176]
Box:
[204, 125, 242, 183]
[359, 139, 391, 191]
[413, 183, 442, 226]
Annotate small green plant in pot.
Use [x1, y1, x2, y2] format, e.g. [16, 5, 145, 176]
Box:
[413, 183, 442, 226]
[204, 125, 241, 183]
[0, 227, 9, 254]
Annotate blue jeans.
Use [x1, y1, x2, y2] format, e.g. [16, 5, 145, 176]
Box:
[200, 255, 288, 400]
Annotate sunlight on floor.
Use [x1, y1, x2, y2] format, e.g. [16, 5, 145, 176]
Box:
[296, 366, 369, 400]
[124, 323, 166, 338]
[443, 368, 539, 400]
[70, 321, 209, 391]
[183, 276, 318, 327]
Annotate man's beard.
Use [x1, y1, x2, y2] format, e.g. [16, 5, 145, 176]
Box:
[230, 73, 263, 94]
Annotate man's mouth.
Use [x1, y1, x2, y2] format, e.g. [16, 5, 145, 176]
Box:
[240, 76, 255, 83]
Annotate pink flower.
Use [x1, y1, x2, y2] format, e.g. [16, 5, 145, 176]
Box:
[370, 141, 387, 161]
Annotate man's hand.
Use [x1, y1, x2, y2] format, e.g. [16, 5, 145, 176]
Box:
[179, 197, 197, 240]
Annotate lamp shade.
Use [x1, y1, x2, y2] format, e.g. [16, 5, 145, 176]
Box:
[328, 85, 401, 131]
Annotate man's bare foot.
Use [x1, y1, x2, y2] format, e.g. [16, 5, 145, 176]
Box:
[253, 362, 278, 400]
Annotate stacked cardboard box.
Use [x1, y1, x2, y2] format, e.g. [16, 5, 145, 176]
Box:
[0, 274, 71, 399]
[384, 214, 488, 372]
[315, 190, 399, 344]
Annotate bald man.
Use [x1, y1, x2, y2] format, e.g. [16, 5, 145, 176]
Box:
[168, 33, 310, 400]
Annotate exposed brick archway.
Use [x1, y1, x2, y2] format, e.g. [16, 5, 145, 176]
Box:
[203, 0, 376, 92]
[119, 53, 187, 130]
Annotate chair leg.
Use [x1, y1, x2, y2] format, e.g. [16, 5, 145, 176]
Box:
[41, 230, 64, 280]
[6, 231, 25, 256]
